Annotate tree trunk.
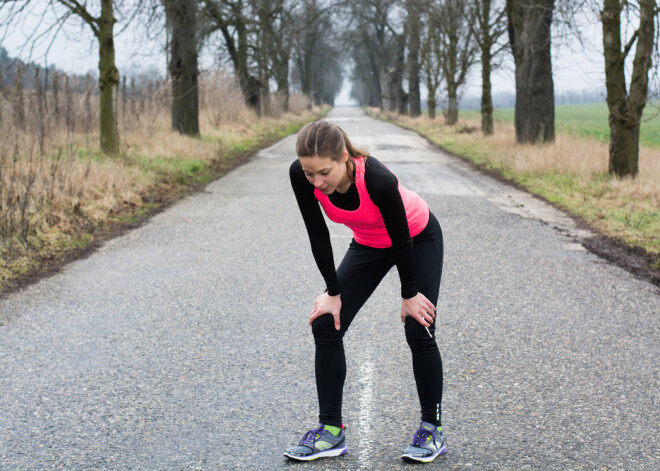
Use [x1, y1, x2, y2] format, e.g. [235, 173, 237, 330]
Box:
[609, 117, 640, 176]
[276, 52, 290, 112]
[445, 84, 459, 125]
[168, 0, 200, 136]
[13, 64, 26, 131]
[52, 70, 61, 126]
[406, 0, 421, 117]
[602, 0, 655, 177]
[35, 68, 46, 155]
[426, 80, 437, 119]
[481, 48, 494, 135]
[506, 0, 555, 144]
[392, 34, 406, 114]
[0, 64, 3, 127]
[277, 77, 289, 112]
[98, 0, 120, 154]
[427, 96, 436, 119]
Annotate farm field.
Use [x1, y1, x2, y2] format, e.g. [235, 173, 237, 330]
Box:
[461, 102, 660, 148]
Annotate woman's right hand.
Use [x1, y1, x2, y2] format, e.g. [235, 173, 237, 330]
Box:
[309, 293, 342, 330]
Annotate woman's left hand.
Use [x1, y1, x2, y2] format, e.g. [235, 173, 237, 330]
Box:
[400, 292, 436, 327]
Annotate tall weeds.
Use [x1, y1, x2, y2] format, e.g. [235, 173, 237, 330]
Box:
[0, 63, 313, 273]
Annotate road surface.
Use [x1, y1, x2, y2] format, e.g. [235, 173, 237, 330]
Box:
[1, 108, 658, 470]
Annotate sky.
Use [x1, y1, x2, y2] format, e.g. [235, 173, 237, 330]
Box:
[1, 3, 609, 107]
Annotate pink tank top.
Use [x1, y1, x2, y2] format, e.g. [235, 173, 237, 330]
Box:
[314, 156, 429, 248]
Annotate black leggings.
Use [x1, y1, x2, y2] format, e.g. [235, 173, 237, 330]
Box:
[311, 213, 444, 428]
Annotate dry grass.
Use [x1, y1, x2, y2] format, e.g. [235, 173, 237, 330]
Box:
[369, 109, 660, 257]
[0, 69, 319, 290]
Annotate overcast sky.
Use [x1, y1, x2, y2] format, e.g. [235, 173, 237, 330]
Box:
[1, 4, 608, 107]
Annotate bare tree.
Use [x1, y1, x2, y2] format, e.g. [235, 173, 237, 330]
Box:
[348, 0, 400, 110]
[164, 0, 200, 136]
[250, 0, 292, 116]
[506, 0, 556, 144]
[350, 42, 382, 107]
[201, 0, 262, 113]
[434, 0, 479, 125]
[600, 0, 659, 177]
[406, 0, 423, 117]
[265, 1, 294, 111]
[420, 5, 444, 118]
[471, 0, 508, 135]
[292, 0, 335, 107]
[0, 0, 144, 154]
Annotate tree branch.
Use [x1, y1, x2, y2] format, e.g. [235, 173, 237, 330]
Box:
[621, 29, 639, 61]
[56, 0, 99, 37]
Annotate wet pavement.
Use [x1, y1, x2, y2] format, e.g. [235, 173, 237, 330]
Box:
[1, 108, 658, 470]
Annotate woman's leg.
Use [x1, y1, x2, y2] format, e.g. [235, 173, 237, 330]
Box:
[405, 214, 444, 426]
[312, 241, 392, 427]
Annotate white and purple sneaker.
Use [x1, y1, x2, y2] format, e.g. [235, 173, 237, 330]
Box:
[401, 421, 447, 463]
[283, 424, 347, 461]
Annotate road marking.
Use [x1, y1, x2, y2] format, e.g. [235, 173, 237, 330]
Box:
[357, 360, 374, 470]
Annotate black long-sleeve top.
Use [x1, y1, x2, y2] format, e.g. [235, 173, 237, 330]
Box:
[290, 156, 418, 299]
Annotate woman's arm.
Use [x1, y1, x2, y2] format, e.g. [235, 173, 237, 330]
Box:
[289, 160, 340, 295]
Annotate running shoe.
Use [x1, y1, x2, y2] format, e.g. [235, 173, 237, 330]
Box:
[401, 421, 447, 463]
[283, 424, 347, 461]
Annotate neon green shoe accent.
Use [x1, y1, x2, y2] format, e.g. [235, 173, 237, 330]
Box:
[324, 425, 342, 437]
[315, 440, 334, 450]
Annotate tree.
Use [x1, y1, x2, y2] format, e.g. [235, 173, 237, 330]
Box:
[201, 0, 262, 113]
[420, 4, 444, 118]
[0, 0, 133, 154]
[291, 0, 342, 107]
[386, 29, 407, 114]
[601, 0, 659, 177]
[164, 0, 200, 136]
[350, 44, 382, 107]
[472, 0, 508, 135]
[406, 0, 423, 117]
[506, 0, 556, 143]
[292, 0, 325, 106]
[347, 0, 400, 110]
[434, 0, 479, 125]
[267, 1, 294, 111]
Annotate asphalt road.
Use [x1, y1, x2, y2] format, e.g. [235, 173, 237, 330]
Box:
[1, 108, 658, 470]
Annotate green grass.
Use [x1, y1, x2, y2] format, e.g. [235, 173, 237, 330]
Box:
[369, 107, 659, 264]
[461, 102, 660, 148]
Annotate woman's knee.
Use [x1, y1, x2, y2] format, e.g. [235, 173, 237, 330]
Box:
[404, 317, 438, 350]
[312, 314, 344, 346]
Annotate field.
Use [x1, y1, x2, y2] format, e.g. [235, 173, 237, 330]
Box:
[461, 102, 660, 148]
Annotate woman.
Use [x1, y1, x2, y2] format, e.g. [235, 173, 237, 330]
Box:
[284, 120, 446, 463]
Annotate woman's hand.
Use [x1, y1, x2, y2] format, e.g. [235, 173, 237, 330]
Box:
[400, 292, 436, 327]
[309, 293, 342, 330]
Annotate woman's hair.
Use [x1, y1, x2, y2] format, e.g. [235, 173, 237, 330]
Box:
[296, 120, 369, 163]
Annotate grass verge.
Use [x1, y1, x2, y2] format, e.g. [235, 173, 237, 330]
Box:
[0, 109, 328, 297]
[366, 108, 660, 278]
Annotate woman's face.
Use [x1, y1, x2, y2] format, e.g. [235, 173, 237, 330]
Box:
[300, 150, 351, 195]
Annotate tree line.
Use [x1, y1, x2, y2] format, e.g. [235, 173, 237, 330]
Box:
[1, 0, 658, 177]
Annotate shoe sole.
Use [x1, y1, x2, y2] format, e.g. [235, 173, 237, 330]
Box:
[401, 444, 447, 463]
[284, 445, 348, 461]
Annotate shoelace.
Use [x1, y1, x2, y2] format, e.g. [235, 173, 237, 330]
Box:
[299, 427, 322, 446]
[412, 429, 436, 448]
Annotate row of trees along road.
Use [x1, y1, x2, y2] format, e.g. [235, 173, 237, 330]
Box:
[1, 1, 658, 177]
